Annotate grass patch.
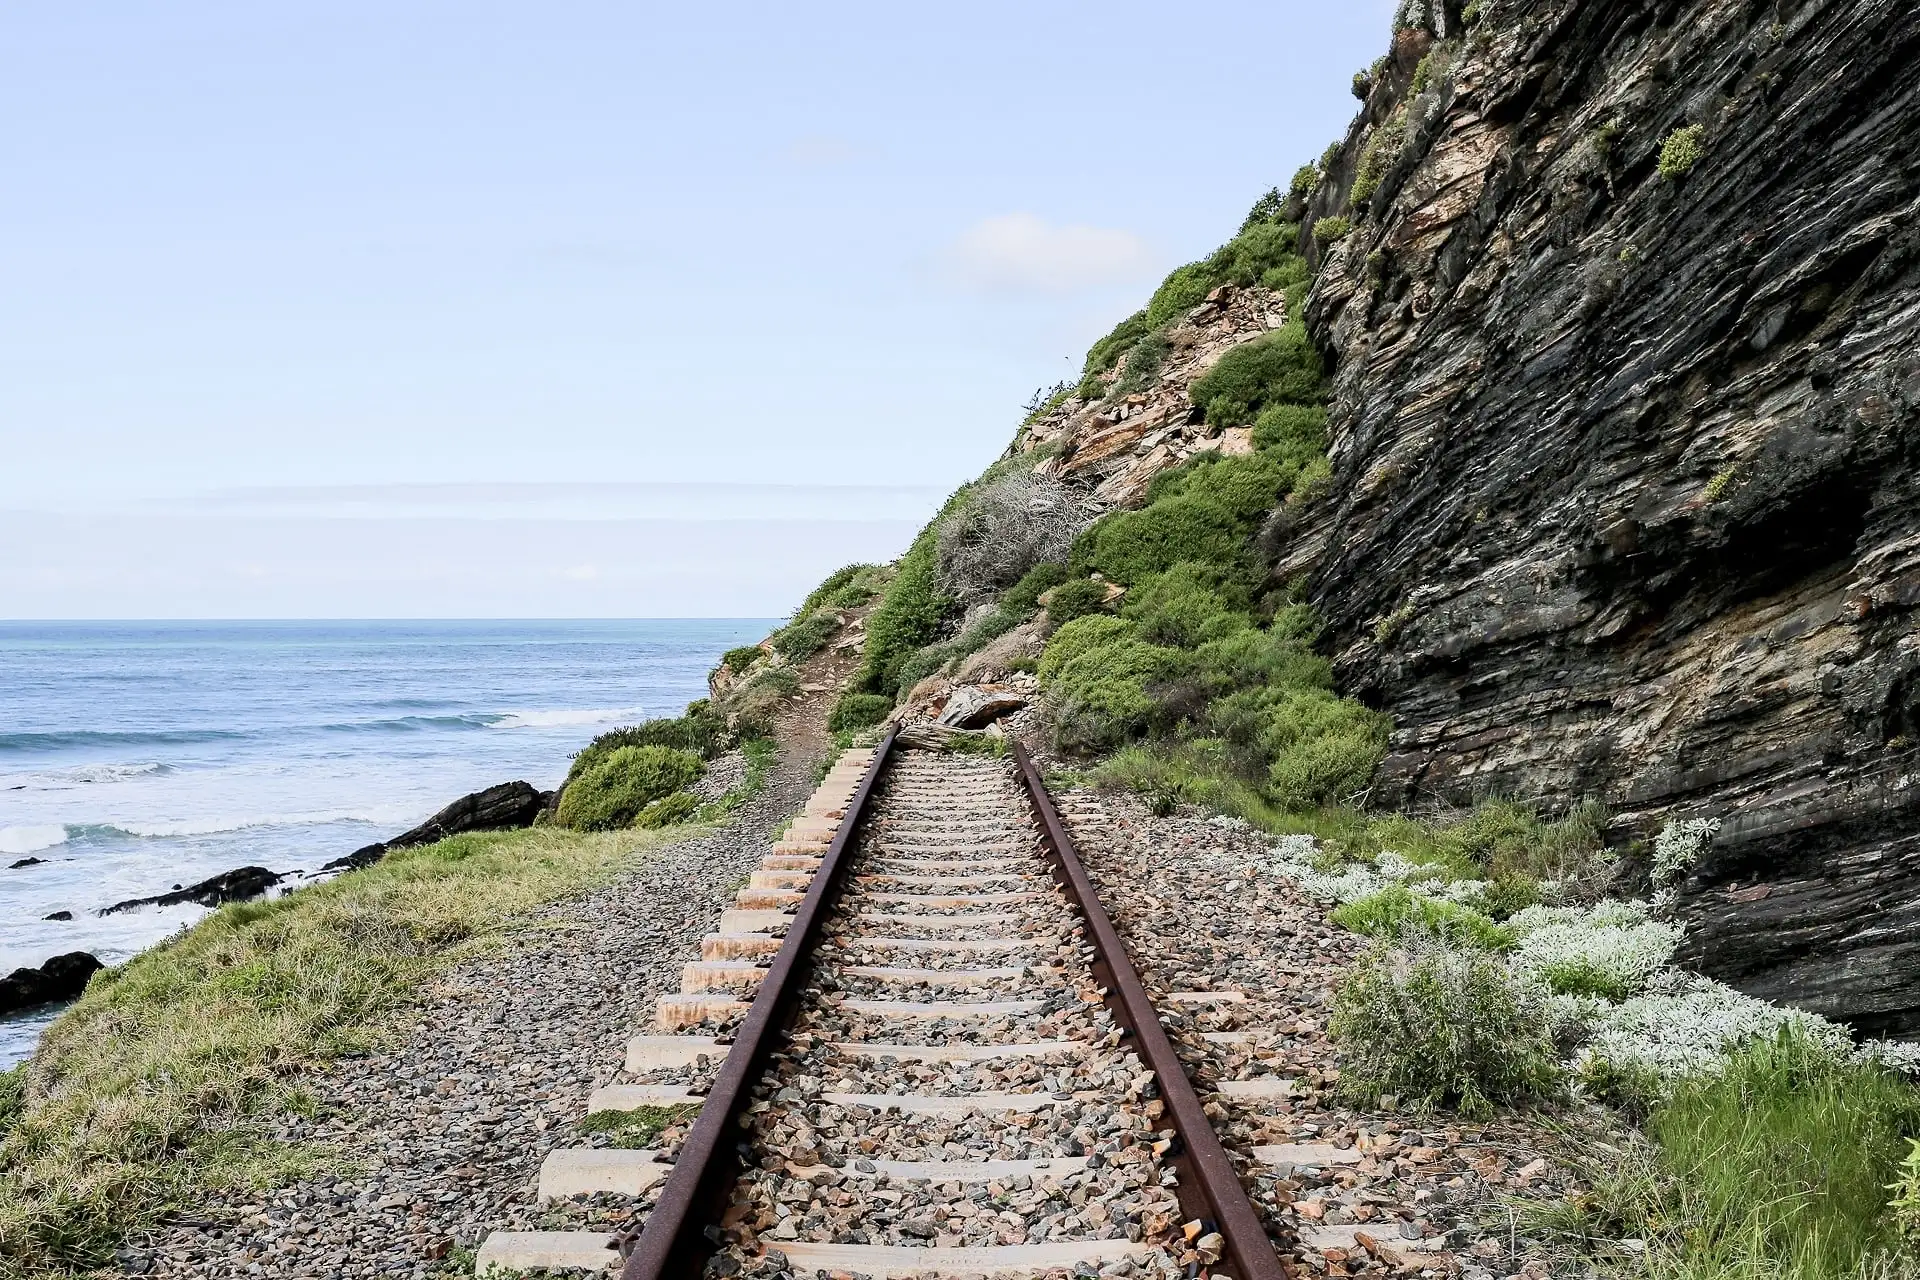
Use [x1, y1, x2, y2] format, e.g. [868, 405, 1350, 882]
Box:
[577, 1104, 699, 1150]
[1551, 1033, 1920, 1279]
[0, 823, 694, 1275]
[1330, 883, 1513, 951]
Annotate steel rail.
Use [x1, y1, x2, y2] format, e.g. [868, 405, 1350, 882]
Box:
[1012, 740, 1293, 1280]
[618, 729, 898, 1280]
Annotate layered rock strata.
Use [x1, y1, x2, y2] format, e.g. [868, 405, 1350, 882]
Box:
[1284, 0, 1920, 1029]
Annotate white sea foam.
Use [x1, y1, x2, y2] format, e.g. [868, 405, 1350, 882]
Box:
[490, 706, 646, 730]
[107, 807, 417, 840]
[0, 824, 70, 855]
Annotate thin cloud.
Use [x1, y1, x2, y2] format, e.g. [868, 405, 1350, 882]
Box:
[947, 213, 1156, 295]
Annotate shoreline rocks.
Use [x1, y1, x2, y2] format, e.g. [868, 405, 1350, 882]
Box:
[322, 780, 551, 872]
[1, 951, 104, 1016]
[102, 866, 283, 915]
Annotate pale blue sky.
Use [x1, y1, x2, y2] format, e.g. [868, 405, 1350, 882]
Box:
[1, 1, 1390, 617]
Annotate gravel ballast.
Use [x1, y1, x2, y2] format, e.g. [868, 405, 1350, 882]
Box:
[1053, 786, 1605, 1280]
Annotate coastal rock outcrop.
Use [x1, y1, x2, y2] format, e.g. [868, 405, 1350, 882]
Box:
[102, 866, 282, 914]
[1285, 1, 1920, 1030]
[0, 951, 103, 1015]
[1017, 283, 1287, 510]
[322, 779, 551, 872]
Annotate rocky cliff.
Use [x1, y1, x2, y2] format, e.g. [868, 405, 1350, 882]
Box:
[1285, 0, 1920, 1031]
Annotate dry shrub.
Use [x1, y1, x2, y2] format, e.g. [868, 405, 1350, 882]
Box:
[935, 472, 1089, 608]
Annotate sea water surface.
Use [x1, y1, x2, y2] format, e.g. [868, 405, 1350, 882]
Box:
[0, 619, 771, 1066]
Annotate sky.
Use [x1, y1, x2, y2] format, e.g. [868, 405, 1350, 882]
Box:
[1, 1, 1392, 618]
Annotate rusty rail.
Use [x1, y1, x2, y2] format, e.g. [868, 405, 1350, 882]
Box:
[1012, 741, 1292, 1280]
[619, 730, 1289, 1279]
[618, 729, 897, 1280]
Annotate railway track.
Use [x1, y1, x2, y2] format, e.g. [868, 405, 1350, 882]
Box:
[475, 734, 1289, 1279]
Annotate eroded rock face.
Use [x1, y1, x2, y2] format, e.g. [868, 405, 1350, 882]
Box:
[1017, 283, 1285, 508]
[1286, 1, 1920, 1029]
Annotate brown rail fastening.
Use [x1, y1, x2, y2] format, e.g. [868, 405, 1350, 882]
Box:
[618, 729, 898, 1280]
[1012, 740, 1293, 1280]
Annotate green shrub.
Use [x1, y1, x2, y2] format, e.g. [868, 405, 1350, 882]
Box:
[566, 706, 730, 784]
[1072, 495, 1248, 586]
[1659, 124, 1706, 180]
[1045, 577, 1112, 624]
[1038, 615, 1137, 684]
[1108, 330, 1170, 399]
[1045, 633, 1192, 754]
[1249, 687, 1388, 808]
[1253, 404, 1329, 459]
[1146, 450, 1299, 523]
[1240, 186, 1287, 231]
[1288, 164, 1320, 203]
[1330, 936, 1560, 1117]
[772, 609, 840, 661]
[1350, 108, 1408, 206]
[1430, 799, 1607, 882]
[721, 646, 762, 674]
[556, 745, 705, 832]
[1192, 624, 1330, 696]
[1003, 562, 1071, 617]
[828, 692, 893, 733]
[634, 791, 699, 829]
[1188, 324, 1326, 426]
[1121, 562, 1249, 648]
[1329, 883, 1515, 951]
[1081, 309, 1150, 378]
[1145, 262, 1218, 328]
[800, 563, 884, 614]
[1313, 216, 1353, 244]
[859, 525, 957, 695]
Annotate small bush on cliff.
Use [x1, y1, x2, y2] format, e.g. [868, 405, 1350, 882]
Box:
[771, 609, 840, 661]
[827, 691, 892, 733]
[1659, 124, 1706, 179]
[721, 645, 762, 674]
[1253, 403, 1328, 458]
[1332, 935, 1560, 1117]
[800, 563, 885, 614]
[1188, 324, 1326, 426]
[1121, 562, 1248, 648]
[1349, 107, 1409, 206]
[859, 522, 958, 697]
[1071, 494, 1248, 586]
[1313, 216, 1353, 244]
[1044, 577, 1112, 625]
[557, 745, 704, 832]
[1107, 330, 1170, 400]
[1003, 561, 1071, 617]
[1081, 309, 1151, 380]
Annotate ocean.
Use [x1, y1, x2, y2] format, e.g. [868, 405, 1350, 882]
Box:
[0, 619, 771, 1067]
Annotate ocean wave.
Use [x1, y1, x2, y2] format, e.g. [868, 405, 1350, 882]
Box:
[67, 808, 415, 841]
[491, 706, 646, 730]
[318, 714, 502, 734]
[0, 729, 246, 754]
[0, 825, 70, 856]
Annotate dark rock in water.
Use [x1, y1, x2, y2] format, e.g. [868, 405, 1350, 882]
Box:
[43, 910, 72, 921]
[322, 841, 390, 873]
[0, 951, 104, 1015]
[9, 857, 46, 869]
[322, 780, 546, 872]
[102, 866, 281, 915]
